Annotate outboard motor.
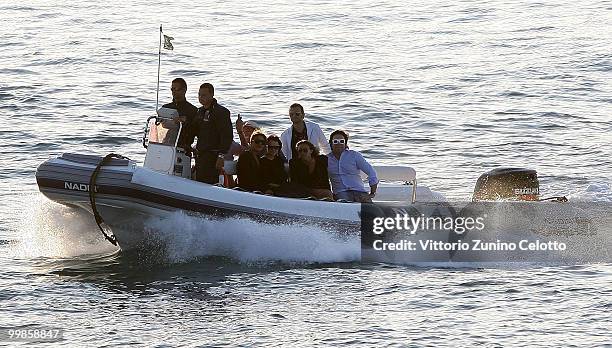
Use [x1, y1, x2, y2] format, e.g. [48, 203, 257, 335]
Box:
[472, 168, 540, 201]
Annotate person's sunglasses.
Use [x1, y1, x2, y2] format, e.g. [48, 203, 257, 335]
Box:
[268, 145, 281, 149]
[253, 139, 267, 145]
[332, 139, 346, 145]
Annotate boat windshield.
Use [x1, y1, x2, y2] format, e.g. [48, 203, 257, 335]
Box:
[147, 117, 182, 147]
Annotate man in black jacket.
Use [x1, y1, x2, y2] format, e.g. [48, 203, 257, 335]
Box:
[186, 82, 233, 184]
[161, 78, 198, 150]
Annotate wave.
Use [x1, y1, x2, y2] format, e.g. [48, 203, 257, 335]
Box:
[141, 211, 360, 264]
[281, 42, 342, 49]
[0, 68, 39, 75]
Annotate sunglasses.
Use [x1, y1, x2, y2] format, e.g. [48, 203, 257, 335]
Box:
[268, 145, 281, 149]
[252, 139, 267, 145]
[332, 139, 346, 145]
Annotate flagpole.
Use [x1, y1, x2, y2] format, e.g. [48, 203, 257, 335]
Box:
[156, 24, 162, 111]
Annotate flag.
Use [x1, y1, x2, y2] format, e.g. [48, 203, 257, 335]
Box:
[163, 34, 174, 50]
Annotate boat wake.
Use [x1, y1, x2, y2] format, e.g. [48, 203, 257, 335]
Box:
[10, 186, 612, 266]
[10, 194, 360, 264]
[569, 182, 612, 202]
[141, 211, 361, 264]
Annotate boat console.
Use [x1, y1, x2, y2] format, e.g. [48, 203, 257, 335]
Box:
[142, 108, 192, 178]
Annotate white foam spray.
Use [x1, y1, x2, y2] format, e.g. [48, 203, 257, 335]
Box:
[8, 194, 119, 259]
[141, 211, 361, 264]
[569, 182, 612, 202]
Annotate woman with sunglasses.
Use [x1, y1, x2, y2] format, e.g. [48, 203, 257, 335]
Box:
[260, 135, 288, 193]
[236, 131, 268, 192]
[287, 140, 333, 200]
[327, 130, 378, 203]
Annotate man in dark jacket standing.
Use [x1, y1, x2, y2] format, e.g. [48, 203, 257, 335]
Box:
[162, 78, 198, 150]
[186, 82, 233, 184]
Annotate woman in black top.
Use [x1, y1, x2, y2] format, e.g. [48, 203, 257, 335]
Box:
[236, 132, 267, 192]
[288, 140, 332, 199]
[260, 135, 287, 191]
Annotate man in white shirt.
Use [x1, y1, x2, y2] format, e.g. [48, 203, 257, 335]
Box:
[280, 103, 330, 161]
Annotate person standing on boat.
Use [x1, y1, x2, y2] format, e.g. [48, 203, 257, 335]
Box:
[161, 78, 198, 150]
[186, 83, 233, 184]
[280, 103, 330, 161]
[327, 130, 378, 203]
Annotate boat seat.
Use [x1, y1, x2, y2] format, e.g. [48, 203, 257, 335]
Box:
[223, 161, 420, 202]
[361, 165, 416, 183]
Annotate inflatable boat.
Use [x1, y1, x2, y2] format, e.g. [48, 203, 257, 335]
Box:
[36, 113, 608, 264]
[35, 114, 442, 250]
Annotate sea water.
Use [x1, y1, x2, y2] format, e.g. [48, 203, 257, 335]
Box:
[1, 1, 610, 346]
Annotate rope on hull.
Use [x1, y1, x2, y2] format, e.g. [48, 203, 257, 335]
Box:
[88, 153, 130, 246]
